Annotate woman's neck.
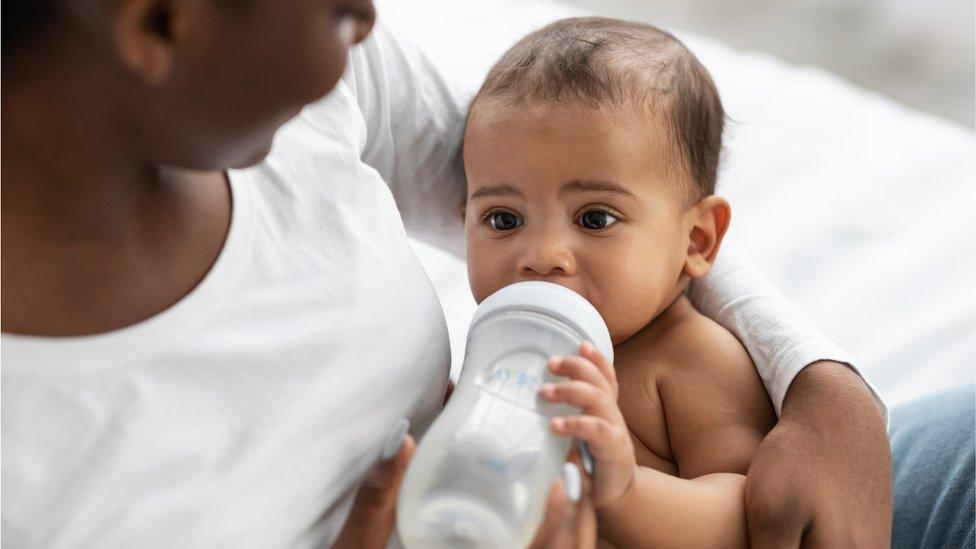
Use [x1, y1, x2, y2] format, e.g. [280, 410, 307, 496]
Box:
[2, 80, 232, 336]
[3, 73, 156, 234]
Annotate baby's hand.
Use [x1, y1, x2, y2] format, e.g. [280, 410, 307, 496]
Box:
[539, 342, 636, 510]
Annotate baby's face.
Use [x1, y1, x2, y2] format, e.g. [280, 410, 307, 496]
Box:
[464, 101, 695, 344]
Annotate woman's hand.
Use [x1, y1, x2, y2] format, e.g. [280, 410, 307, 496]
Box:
[335, 424, 597, 549]
[540, 342, 637, 510]
[333, 427, 415, 549]
[529, 459, 598, 548]
[745, 361, 892, 547]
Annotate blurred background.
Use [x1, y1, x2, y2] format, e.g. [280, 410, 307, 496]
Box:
[562, 0, 975, 127]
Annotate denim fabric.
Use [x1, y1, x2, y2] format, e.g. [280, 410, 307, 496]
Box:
[891, 386, 975, 549]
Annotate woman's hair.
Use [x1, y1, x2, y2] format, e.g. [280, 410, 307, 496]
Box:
[3, 0, 61, 59]
[472, 17, 726, 200]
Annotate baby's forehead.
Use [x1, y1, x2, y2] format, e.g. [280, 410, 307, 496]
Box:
[467, 96, 670, 145]
[464, 99, 692, 202]
[468, 17, 724, 200]
[466, 98, 676, 171]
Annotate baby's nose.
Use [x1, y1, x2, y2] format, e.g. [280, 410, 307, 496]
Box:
[516, 239, 576, 278]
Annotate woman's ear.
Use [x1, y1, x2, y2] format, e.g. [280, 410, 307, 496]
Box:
[111, 0, 180, 84]
[682, 195, 731, 279]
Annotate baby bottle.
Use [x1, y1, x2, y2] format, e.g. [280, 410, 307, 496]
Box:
[397, 281, 613, 549]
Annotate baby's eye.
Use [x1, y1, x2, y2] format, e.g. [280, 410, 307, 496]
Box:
[487, 211, 524, 231]
[578, 210, 618, 230]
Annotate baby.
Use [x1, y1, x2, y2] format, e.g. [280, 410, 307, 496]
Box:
[462, 17, 776, 547]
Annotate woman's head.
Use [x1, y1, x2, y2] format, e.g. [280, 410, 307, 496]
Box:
[3, 0, 376, 169]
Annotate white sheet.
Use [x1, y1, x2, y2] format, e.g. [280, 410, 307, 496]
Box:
[376, 0, 976, 406]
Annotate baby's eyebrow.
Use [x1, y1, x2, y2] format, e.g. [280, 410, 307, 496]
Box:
[561, 179, 637, 199]
[469, 184, 525, 200]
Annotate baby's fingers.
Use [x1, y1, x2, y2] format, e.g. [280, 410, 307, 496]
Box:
[548, 356, 612, 395]
[540, 380, 618, 421]
[580, 342, 617, 397]
[550, 416, 618, 456]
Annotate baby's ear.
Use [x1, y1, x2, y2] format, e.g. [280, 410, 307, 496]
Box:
[682, 195, 731, 279]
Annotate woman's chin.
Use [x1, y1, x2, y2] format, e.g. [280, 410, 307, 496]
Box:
[229, 106, 307, 169]
[233, 141, 276, 169]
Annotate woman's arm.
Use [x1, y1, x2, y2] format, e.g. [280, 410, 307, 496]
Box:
[687, 243, 892, 545]
[686, 241, 885, 418]
[343, 23, 470, 256]
[745, 361, 892, 547]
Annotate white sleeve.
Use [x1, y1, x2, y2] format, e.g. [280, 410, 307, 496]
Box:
[344, 22, 470, 257]
[687, 241, 887, 422]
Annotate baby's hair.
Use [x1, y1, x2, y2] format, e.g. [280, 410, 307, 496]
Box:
[471, 17, 725, 201]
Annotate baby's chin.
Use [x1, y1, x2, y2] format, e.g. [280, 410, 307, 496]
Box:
[599, 304, 663, 347]
[556, 288, 658, 346]
[608, 325, 643, 346]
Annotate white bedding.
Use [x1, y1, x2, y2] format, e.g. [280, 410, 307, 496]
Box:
[375, 0, 976, 406]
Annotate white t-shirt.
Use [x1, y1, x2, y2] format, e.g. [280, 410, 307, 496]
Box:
[1, 23, 882, 549]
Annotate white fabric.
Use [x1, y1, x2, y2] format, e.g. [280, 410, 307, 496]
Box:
[1, 24, 463, 549]
[689, 242, 883, 418]
[381, 0, 975, 407]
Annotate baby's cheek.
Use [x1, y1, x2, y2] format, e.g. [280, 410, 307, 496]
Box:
[596, 263, 670, 343]
[603, 289, 662, 344]
[465, 244, 508, 304]
[464, 224, 489, 301]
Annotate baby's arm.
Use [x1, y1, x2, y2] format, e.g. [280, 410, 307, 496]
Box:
[597, 469, 749, 548]
[544, 324, 775, 548]
[597, 320, 776, 548]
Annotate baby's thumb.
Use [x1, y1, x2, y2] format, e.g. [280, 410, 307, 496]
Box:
[334, 419, 415, 549]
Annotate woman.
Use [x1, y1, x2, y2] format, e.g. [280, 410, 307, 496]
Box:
[3, 0, 953, 547]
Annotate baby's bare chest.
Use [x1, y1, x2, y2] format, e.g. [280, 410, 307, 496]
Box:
[614, 357, 677, 476]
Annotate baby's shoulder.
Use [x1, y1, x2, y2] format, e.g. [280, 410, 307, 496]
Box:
[613, 294, 765, 424]
[614, 296, 751, 382]
[613, 296, 775, 474]
[646, 296, 776, 476]
[649, 295, 754, 380]
[641, 296, 776, 432]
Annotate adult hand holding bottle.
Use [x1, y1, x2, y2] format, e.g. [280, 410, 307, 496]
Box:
[334, 427, 596, 548]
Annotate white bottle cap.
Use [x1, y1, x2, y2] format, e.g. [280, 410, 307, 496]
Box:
[469, 281, 614, 364]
